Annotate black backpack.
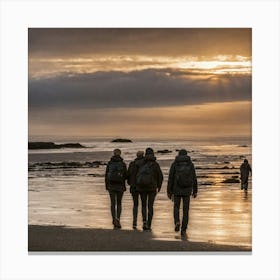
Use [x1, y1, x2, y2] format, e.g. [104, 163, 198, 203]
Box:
[175, 162, 193, 188]
[107, 161, 124, 183]
[136, 162, 155, 188]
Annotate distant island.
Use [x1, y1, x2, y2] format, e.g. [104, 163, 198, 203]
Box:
[111, 138, 132, 143]
[28, 142, 85, 150]
[157, 149, 172, 154]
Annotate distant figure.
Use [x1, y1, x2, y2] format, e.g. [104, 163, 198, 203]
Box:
[240, 159, 252, 191]
[127, 151, 145, 229]
[136, 148, 163, 231]
[105, 149, 127, 229]
[167, 149, 198, 236]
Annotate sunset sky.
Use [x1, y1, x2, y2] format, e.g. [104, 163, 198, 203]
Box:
[28, 28, 252, 140]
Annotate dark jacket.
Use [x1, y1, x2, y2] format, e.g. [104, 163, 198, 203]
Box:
[136, 154, 163, 193]
[127, 156, 145, 192]
[240, 162, 252, 183]
[167, 155, 197, 196]
[105, 155, 127, 192]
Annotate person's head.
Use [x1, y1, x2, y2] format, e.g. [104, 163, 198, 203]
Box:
[244, 159, 248, 164]
[178, 149, 188, 156]
[113, 148, 121, 156]
[145, 147, 154, 156]
[136, 151, 144, 158]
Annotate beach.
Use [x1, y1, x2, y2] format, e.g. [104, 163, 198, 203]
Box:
[28, 138, 252, 252]
[28, 225, 251, 252]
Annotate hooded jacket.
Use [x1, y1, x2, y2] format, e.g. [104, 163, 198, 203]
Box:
[127, 156, 145, 192]
[135, 154, 163, 192]
[105, 155, 127, 192]
[167, 155, 197, 196]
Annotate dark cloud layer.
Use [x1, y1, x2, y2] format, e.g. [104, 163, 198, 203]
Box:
[29, 69, 251, 110]
[29, 28, 252, 58]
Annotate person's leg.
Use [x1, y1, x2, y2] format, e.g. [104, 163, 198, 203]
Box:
[109, 191, 116, 224]
[244, 179, 248, 191]
[132, 190, 139, 228]
[173, 195, 181, 231]
[181, 195, 190, 233]
[116, 191, 124, 221]
[140, 192, 148, 228]
[147, 191, 157, 229]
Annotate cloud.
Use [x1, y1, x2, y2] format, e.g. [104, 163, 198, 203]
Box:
[29, 28, 252, 59]
[29, 69, 251, 110]
[28, 54, 251, 78]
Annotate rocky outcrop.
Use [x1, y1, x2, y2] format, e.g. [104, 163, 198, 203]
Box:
[111, 138, 132, 143]
[157, 149, 172, 154]
[222, 177, 240, 183]
[28, 161, 107, 171]
[28, 142, 85, 149]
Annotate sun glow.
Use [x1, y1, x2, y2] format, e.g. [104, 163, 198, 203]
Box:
[29, 55, 251, 78]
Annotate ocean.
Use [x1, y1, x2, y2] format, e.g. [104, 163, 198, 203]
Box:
[28, 137, 252, 247]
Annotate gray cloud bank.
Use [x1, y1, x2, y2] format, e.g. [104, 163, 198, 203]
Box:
[29, 28, 251, 58]
[29, 69, 251, 110]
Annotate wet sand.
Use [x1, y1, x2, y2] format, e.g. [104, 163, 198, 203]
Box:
[28, 225, 251, 252]
[28, 141, 252, 250]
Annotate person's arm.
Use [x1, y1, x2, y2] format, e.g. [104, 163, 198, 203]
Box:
[192, 163, 198, 197]
[156, 162, 163, 192]
[167, 163, 175, 198]
[249, 164, 252, 175]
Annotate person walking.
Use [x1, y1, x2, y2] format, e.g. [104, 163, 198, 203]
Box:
[240, 159, 252, 191]
[127, 151, 145, 229]
[167, 149, 198, 236]
[105, 148, 127, 229]
[136, 148, 163, 231]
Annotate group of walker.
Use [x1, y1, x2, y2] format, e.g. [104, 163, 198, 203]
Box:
[105, 147, 251, 236]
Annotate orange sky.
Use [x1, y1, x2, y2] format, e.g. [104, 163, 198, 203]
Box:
[28, 28, 252, 139]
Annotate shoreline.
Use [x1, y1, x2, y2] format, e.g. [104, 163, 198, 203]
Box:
[28, 225, 251, 252]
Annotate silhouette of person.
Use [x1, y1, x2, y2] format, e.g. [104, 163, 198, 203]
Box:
[167, 149, 197, 236]
[127, 151, 145, 229]
[105, 149, 127, 229]
[136, 148, 163, 231]
[240, 159, 252, 192]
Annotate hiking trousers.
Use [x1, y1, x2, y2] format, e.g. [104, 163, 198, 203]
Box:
[109, 191, 124, 221]
[140, 191, 157, 227]
[131, 190, 140, 226]
[173, 195, 190, 231]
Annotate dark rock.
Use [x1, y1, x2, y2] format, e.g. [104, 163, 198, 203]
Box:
[59, 143, 85, 148]
[111, 138, 132, 143]
[238, 145, 248, 148]
[28, 142, 59, 149]
[88, 174, 104, 177]
[222, 178, 240, 183]
[201, 182, 214, 186]
[157, 149, 172, 154]
[220, 172, 239, 175]
[224, 161, 230, 164]
[221, 166, 230, 169]
[28, 142, 85, 149]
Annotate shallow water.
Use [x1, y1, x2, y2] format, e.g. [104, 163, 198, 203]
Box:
[28, 139, 252, 247]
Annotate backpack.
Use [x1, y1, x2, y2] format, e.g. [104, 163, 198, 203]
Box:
[107, 161, 124, 183]
[136, 162, 155, 188]
[175, 162, 193, 188]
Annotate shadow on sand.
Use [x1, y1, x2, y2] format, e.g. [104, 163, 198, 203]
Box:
[28, 225, 251, 252]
